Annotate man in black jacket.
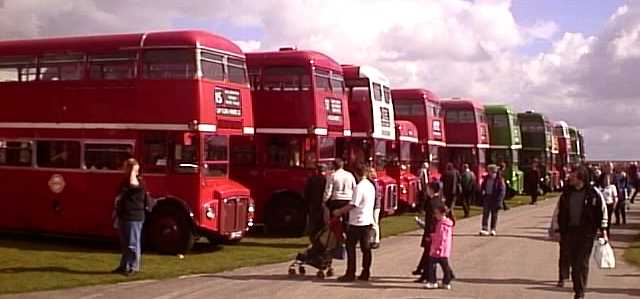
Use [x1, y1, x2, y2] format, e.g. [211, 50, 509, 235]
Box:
[552, 165, 608, 299]
[304, 164, 329, 236]
[442, 163, 461, 211]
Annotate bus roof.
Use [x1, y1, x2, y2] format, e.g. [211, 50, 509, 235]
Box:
[484, 104, 515, 115]
[342, 65, 390, 85]
[395, 120, 419, 141]
[246, 49, 342, 72]
[0, 30, 244, 56]
[517, 111, 549, 122]
[391, 88, 440, 104]
[440, 98, 485, 110]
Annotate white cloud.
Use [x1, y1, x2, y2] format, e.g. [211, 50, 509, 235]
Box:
[524, 20, 559, 40]
[233, 40, 262, 52]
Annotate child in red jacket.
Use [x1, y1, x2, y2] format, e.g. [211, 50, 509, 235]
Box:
[425, 204, 455, 290]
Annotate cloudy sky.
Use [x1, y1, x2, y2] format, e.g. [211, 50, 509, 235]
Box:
[1, 0, 638, 160]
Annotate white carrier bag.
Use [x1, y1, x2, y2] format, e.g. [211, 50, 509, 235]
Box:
[591, 238, 616, 269]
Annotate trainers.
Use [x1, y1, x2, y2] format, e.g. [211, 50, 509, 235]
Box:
[357, 271, 370, 281]
[556, 280, 565, 288]
[424, 282, 439, 289]
[479, 230, 490, 236]
[442, 284, 452, 290]
[490, 230, 497, 236]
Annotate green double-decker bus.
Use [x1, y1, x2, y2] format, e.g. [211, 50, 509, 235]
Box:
[485, 105, 524, 195]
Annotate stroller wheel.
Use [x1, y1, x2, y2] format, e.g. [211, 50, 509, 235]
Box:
[288, 267, 296, 276]
[326, 268, 334, 277]
[298, 266, 306, 275]
[316, 270, 326, 280]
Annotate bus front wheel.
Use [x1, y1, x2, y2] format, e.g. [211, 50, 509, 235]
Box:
[147, 208, 195, 254]
[265, 193, 307, 236]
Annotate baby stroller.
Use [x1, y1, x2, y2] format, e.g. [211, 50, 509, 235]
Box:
[288, 217, 345, 279]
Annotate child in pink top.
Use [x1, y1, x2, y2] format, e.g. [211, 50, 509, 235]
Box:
[425, 205, 455, 290]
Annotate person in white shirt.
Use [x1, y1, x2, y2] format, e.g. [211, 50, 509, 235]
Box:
[600, 174, 617, 236]
[333, 164, 376, 282]
[324, 158, 357, 221]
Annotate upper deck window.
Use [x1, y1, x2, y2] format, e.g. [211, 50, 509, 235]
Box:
[446, 110, 475, 124]
[201, 52, 224, 81]
[0, 56, 37, 82]
[143, 49, 196, 79]
[372, 83, 383, 101]
[476, 109, 486, 124]
[264, 66, 311, 91]
[395, 101, 424, 116]
[383, 86, 391, 104]
[491, 114, 509, 128]
[521, 123, 545, 133]
[227, 58, 248, 84]
[314, 69, 331, 92]
[428, 103, 441, 117]
[89, 52, 136, 80]
[331, 73, 345, 95]
[39, 53, 85, 81]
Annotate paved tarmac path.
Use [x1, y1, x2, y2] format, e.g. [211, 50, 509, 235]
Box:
[5, 197, 640, 299]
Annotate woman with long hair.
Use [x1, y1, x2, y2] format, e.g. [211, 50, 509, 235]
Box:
[113, 158, 146, 276]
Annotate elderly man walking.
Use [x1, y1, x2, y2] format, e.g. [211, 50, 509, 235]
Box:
[479, 165, 506, 236]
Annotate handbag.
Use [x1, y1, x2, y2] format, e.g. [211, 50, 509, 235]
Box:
[591, 238, 616, 269]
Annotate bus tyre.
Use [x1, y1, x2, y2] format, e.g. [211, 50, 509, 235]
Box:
[265, 194, 307, 236]
[147, 208, 195, 254]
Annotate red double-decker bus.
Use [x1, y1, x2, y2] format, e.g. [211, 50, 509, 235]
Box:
[340, 65, 398, 215]
[440, 98, 490, 182]
[230, 48, 350, 234]
[0, 30, 255, 253]
[387, 120, 420, 210]
[391, 88, 446, 180]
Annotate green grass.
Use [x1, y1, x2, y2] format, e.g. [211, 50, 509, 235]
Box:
[0, 192, 560, 294]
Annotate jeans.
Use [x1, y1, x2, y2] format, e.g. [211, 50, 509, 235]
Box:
[345, 225, 372, 276]
[606, 203, 614, 235]
[371, 208, 381, 244]
[118, 220, 144, 272]
[428, 257, 453, 284]
[615, 200, 627, 225]
[531, 193, 538, 204]
[560, 231, 594, 297]
[482, 201, 499, 231]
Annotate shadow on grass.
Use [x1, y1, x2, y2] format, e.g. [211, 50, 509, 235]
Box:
[0, 266, 112, 275]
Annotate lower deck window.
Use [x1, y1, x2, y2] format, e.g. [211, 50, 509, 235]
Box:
[0, 141, 32, 166]
[84, 143, 133, 171]
[36, 141, 81, 169]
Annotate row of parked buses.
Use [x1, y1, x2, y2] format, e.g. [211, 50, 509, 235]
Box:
[0, 30, 586, 253]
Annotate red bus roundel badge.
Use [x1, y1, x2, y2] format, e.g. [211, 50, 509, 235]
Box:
[48, 174, 66, 194]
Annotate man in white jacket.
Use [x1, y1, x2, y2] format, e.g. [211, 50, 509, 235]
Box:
[324, 158, 357, 223]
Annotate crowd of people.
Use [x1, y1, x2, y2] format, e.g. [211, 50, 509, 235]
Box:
[109, 157, 639, 298]
[548, 161, 639, 299]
